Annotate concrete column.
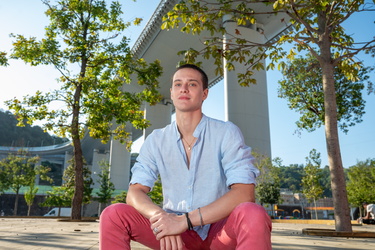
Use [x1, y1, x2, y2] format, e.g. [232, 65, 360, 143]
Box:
[35, 159, 42, 185]
[143, 101, 173, 138]
[223, 16, 271, 157]
[91, 149, 110, 189]
[63, 151, 73, 184]
[109, 137, 131, 191]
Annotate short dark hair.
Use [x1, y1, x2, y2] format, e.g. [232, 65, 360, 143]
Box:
[174, 64, 209, 90]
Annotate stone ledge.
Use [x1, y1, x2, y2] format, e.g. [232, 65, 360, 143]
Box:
[272, 219, 358, 225]
[302, 228, 375, 238]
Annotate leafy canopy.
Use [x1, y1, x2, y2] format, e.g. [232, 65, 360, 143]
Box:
[95, 160, 115, 204]
[252, 151, 281, 205]
[161, 0, 375, 86]
[0, 149, 51, 194]
[7, 0, 162, 147]
[346, 159, 375, 207]
[0, 51, 8, 66]
[278, 54, 370, 133]
[41, 158, 93, 207]
[301, 149, 324, 203]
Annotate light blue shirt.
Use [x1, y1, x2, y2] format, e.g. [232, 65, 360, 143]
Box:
[130, 114, 259, 240]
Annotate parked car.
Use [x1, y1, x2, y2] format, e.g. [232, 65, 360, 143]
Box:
[44, 207, 71, 217]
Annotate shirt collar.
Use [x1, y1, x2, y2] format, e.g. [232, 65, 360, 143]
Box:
[173, 113, 207, 140]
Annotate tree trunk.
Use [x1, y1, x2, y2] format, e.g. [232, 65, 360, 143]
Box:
[14, 191, 19, 216]
[315, 9, 352, 232]
[71, 84, 84, 221]
[71, 137, 84, 220]
[321, 59, 352, 232]
[314, 198, 318, 219]
[27, 205, 31, 216]
[98, 202, 102, 217]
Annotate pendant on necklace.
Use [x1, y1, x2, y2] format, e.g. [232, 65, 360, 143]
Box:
[182, 137, 194, 151]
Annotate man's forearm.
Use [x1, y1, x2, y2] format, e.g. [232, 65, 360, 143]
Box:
[126, 184, 163, 219]
[188, 183, 255, 227]
[127, 183, 254, 232]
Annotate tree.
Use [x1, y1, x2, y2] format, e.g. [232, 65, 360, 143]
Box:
[0, 149, 51, 215]
[7, 0, 162, 220]
[0, 161, 11, 195]
[162, 0, 375, 232]
[39, 160, 64, 186]
[319, 165, 333, 198]
[24, 182, 39, 216]
[112, 191, 127, 204]
[279, 164, 304, 192]
[63, 158, 94, 206]
[41, 186, 72, 216]
[278, 54, 369, 134]
[346, 159, 375, 209]
[95, 160, 115, 216]
[256, 183, 280, 217]
[278, 163, 333, 198]
[0, 51, 7, 66]
[147, 176, 163, 206]
[302, 149, 324, 220]
[41, 158, 93, 217]
[253, 152, 281, 215]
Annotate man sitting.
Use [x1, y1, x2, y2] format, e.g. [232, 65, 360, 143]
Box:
[358, 202, 375, 225]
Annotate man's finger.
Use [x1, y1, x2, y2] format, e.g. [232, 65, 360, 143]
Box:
[150, 214, 161, 224]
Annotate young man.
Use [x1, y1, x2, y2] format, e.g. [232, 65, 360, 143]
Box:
[99, 64, 272, 250]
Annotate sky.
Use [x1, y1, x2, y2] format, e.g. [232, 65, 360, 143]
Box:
[0, 0, 374, 168]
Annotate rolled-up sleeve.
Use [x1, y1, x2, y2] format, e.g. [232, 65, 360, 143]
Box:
[220, 122, 260, 187]
[129, 133, 159, 189]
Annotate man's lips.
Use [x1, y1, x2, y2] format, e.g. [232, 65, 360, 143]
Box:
[178, 96, 190, 100]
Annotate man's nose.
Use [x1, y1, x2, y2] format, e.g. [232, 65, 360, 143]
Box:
[180, 83, 188, 92]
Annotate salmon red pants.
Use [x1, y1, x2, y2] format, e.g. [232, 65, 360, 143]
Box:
[99, 202, 272, 250]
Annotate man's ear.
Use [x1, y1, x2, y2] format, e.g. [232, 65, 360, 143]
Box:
[202, 88, 209, 101]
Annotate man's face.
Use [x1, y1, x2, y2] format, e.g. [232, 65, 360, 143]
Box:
[170, 67, 208, 113]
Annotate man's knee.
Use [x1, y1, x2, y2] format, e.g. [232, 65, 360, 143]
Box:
[232, 202, 270, 223]
[234, 202, 267, 215]
[101, 203, 132, 219]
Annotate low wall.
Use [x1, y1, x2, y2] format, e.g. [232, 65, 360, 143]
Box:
[272, 219, 358, 225]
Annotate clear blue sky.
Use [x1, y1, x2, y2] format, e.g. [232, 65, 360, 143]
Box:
[0, 0, 374, 168]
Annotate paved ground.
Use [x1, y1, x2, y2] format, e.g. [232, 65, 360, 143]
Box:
[0, 217, 375, 249]
[271, 222, 375, 250]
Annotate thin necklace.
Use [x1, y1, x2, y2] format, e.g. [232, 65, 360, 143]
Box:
[182, 137, 195, 151]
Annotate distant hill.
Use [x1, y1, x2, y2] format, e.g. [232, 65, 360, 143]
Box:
[0, 110, 68, 147]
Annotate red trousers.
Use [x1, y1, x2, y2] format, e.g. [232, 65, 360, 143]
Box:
[99, 202, 271, 250]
